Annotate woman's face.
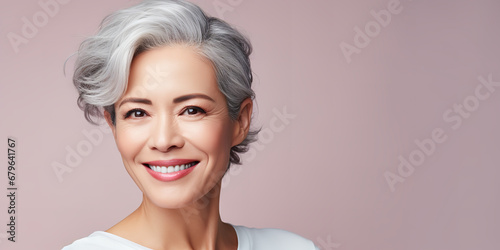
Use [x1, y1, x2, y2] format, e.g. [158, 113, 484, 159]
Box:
[107, 45, 244, 208]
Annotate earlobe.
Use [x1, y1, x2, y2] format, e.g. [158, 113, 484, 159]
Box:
[232, 98, 253, 147]
[104, 110, 116, 137]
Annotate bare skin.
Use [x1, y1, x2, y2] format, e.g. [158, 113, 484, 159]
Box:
[106, 183, 238, 250]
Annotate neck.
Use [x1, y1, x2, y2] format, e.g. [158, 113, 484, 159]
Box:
[107, 182, 237, 250]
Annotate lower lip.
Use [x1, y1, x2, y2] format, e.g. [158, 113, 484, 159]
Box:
[144, 163, 197, 182]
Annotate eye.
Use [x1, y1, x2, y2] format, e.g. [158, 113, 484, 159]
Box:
[124, 109, 148, 119]
[182, 106, 206, 116]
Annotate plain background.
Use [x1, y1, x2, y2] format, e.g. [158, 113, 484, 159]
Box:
[1, 0, 500, 249]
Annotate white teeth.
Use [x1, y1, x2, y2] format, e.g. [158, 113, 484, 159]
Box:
[149, 162, 197, 173]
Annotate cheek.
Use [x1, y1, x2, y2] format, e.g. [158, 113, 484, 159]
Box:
[182, 119, 233, 157]
[115, 125, 149, 161]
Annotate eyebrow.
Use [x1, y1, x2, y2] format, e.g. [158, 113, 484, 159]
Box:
[118, 98, 152, 108]
[173, 94, 215, 103]
[118, 94, 215, 108]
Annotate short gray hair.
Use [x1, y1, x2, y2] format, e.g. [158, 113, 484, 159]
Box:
[73, 0, 257, 165]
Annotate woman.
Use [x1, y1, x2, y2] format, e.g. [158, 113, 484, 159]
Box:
[63, 0, 319, 249]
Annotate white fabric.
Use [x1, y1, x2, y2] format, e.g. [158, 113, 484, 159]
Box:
[62, 225, 319, 250]
[233, 225, 319, 250]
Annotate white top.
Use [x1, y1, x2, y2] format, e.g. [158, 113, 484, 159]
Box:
[62, 225, 319, 250]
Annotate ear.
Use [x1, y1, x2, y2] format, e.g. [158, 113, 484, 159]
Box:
[232, 98, 253, 147]
[104, 110, 116, 138]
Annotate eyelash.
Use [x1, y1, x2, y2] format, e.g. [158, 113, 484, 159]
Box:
[123, 106, 206, 119]
[124, 108, 147, 119]
[181, 106, 206, 116]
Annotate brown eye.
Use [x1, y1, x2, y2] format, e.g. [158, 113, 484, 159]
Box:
[182, 106, 206, 116]
[132, 110, 146, 117]
[124, 109, 147, 119]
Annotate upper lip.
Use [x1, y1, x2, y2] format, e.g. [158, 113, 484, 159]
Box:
[143, 159, 199, 167]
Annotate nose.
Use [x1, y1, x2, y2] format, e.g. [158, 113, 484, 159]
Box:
[147, 114, 184, 152]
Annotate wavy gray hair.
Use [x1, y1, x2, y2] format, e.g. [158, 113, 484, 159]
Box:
[73, 0, 257, 165]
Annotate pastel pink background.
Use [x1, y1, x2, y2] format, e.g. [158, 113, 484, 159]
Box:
[1, 0, 499, 249]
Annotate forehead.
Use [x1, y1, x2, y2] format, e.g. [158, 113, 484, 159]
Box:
[124, 45, 218, 98]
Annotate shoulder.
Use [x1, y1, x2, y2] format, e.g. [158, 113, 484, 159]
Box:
[62, 231, 152, 250]
[233, 225, 319, 250]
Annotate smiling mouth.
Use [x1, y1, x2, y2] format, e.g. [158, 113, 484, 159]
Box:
[144, 161, 199, 174]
